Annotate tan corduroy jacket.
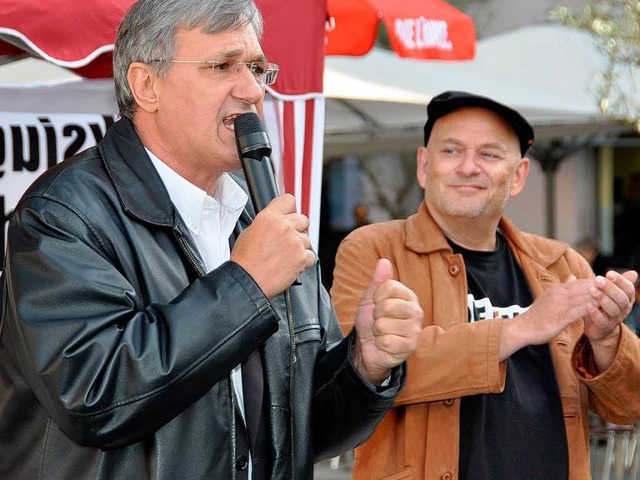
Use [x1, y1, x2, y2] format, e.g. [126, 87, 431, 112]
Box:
[331, 201, 640, 480]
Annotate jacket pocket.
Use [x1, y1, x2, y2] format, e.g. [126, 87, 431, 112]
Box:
[380, 467, 414, 480]
[294, 324, 321, 346]
[561, 395, 580, 418]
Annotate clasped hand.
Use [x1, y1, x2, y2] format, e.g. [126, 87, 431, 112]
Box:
[583, 270, 637, 370]
[507, 269, 637, 370]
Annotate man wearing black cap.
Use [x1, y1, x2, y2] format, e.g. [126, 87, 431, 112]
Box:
[0, 1, 425, 479]
[331, 91, 640, 480]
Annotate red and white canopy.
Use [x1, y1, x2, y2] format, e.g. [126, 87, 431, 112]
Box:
[0, 0, 327, 247]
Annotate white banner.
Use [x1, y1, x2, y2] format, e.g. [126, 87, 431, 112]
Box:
[0, 113, 118, 265]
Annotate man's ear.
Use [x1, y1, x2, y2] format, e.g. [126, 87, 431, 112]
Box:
[510, 156, 530, 198]
[416, 146, 429, 189]
[127, 62, 161, 113]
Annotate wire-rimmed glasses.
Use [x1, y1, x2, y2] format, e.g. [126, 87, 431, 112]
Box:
[152, 58, 279, 86]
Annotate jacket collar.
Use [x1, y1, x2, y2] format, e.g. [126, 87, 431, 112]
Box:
[498, 215, 569, 270]
[406, 200, 569, 269]
[405, 201, 452, 254]
[98, 117, 176, 227]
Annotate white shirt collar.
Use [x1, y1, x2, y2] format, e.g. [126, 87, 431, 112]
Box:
[145, 148, 247, 236]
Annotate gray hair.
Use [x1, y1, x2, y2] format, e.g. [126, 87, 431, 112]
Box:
[113, 0, 264, 119]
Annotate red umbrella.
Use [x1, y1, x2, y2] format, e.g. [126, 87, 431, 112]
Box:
[325, 0, 476, 60]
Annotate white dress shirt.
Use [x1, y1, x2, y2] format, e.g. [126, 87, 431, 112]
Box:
[146, 149, 252, 428]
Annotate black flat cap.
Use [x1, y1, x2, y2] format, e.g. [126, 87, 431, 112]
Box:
[423, 90, 535, 156]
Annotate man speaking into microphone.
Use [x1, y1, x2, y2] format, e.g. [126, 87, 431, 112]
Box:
[0, 0, 423, 479]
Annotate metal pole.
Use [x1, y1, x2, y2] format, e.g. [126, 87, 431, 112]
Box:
[545, 168, 556, 239]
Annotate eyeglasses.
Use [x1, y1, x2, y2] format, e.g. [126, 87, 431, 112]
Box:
[153, 58, 279, 86]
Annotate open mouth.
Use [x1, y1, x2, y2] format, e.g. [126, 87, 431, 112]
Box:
[223, 114, 241, 130]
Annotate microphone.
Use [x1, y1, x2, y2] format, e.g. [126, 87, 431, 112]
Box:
[234, 112, 278, 213]
[234, 112, 302, 286]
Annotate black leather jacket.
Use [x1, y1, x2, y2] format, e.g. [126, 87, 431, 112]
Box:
[0, 118, 402, 480]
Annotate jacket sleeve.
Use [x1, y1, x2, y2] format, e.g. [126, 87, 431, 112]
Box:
[558, 248, 640, 424]
[573, 324, 640, 423]
[310, 263, 404, 461]
[3, 196, 279, 449]
[331, 230, 507, 406]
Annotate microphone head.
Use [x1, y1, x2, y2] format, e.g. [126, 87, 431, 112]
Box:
[234, 112, 264, 137]
[234, 112, 272, 160]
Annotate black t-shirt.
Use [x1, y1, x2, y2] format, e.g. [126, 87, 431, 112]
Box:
[450, 233, 568, 480]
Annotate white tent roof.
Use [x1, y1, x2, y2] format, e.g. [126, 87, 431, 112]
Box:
[323, 24, 633, 155]
[0, 57, 119, 113]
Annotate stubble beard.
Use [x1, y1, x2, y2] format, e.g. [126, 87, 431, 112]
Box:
[428, 179, 512, 219]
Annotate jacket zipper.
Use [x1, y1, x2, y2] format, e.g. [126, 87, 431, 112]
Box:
[175, 229, 206, 277]
[229, 376, 238, 480]
[175, 228, 237, 479]
[285, 287, 296, 480]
